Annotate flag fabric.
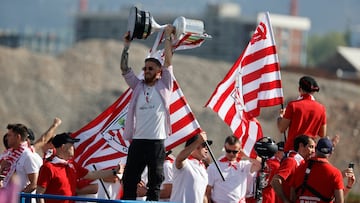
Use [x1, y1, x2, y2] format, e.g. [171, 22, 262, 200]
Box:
[205, 12, 283, 157]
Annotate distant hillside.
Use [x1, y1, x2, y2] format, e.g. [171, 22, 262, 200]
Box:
[1, 39, 360, 194]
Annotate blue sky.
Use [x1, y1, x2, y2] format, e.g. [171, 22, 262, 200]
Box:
[0, 0, 359, 36]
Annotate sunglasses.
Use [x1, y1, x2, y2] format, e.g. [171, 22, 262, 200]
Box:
[225, 148, 239, 154]
[142, 66, 154, 71]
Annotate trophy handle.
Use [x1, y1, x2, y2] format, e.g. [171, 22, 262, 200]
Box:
[150, 17, 167, 34]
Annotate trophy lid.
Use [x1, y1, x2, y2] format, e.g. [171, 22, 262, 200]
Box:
[127, 6, 152, 40]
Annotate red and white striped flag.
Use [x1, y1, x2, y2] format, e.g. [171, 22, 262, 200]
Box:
[205, 12, 283, 157]
[72, 78, 201, 170]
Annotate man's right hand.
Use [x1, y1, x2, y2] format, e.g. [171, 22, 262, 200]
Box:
[123, 31, 131, 48]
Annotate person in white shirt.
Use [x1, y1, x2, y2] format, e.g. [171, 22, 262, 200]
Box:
[206, 135, 261, 203]
[120, 24, 175, 201]
[5, 123, 42, 194]
[170, 131, 212, 203]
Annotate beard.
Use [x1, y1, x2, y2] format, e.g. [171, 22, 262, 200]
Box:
[144, 72, 159, 84]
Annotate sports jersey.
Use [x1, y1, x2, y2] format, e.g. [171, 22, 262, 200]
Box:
[283, 94, 326, 151]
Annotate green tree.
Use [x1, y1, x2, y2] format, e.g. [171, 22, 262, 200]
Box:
[307, 32, 348, 66]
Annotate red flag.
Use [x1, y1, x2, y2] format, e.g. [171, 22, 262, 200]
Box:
[72, 79, 201, 170]
[205, 12, 283, 157]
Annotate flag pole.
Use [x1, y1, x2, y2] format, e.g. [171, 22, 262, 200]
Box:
[92, 165, 111, 200]
[280, 104, 287, 142]
[205, 142, 225, 181]
[267, 11, 286, 142]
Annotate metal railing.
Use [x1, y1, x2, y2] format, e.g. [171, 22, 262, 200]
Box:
[19, 193, 173, 203]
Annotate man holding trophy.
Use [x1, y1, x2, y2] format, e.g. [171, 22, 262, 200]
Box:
[120, 23, 175, 201]
[120, 6, 211, 201]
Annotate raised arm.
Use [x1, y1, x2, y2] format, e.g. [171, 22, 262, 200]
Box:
[175, 131, 207, 169]
[163, 25, 175, 68]
[120, 32, 131, 75]
[33, 117, 62, 155]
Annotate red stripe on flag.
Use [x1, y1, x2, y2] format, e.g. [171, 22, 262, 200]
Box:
[85, 151, 127, 167]
[75, 133, 98, 158]
[165, 129, 200, 151]
[204, 56, 242, 108]
[171, 112, 196, 133]
[172, 81, 179, 92]
[77, 138, 107, 167]
[170, 97, 187, 113]
[242, 63, 279, 85]
[243, 79, 282, 104]
[223, 104, 236, 126]
[212, 81, 235, 112]
[241, 46, 277, 68]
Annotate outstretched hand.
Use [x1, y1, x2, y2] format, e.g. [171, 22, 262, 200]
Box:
[123, 31, 131, 47]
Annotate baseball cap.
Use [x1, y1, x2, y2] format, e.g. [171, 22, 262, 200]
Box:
[299, 76, 320, 93]
[52, 132, 80, 148]
[185, 134, 213, 147]
[316, 138, 333, 154]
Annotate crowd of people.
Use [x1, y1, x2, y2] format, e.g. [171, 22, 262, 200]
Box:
[0, 25, 357, 203]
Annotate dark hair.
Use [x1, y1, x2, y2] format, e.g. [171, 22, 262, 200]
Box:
[224, 135, 240, 145]
[145, 57, 162, 67]
[3, 133, 9, 149]
[27, 128, 35, 144]
[7, 123, 29, 141]
[299, 76, 320, 93]
[294, 134, 313, 152]
[185, 135, 199, 147]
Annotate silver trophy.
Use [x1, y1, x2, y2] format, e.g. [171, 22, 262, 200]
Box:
[127, 6, 211, 40]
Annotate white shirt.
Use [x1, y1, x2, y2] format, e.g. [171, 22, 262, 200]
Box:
[170, 158, 208, 203]
[134, 85, 167, 140]
[207, 156, 252, 203]
[159, 157, 174, 201]
[16, 148, 42, 190]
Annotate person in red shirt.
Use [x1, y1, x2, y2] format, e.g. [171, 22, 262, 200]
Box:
[290, 137, 355, 203]
[36, 132, 123, 203]
[246, 141, 285, 203]
[271, 135, 315, 203]
[277, 76, 326, 152]
[261, 141, 285, 203]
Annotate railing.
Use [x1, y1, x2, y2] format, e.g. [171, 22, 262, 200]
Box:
[19, 193, 173, 203]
